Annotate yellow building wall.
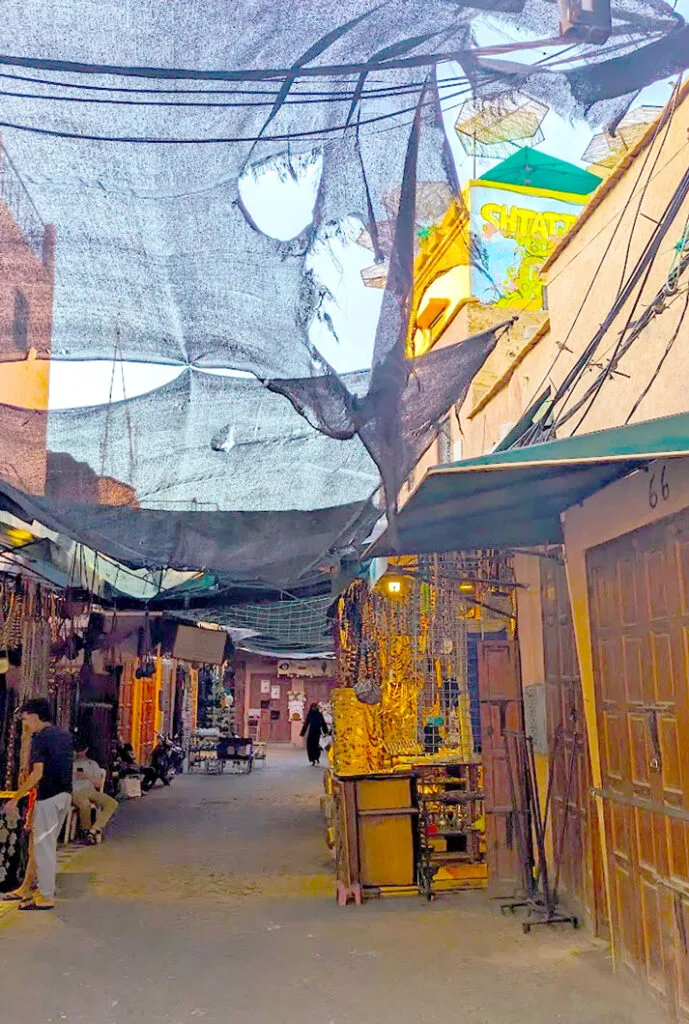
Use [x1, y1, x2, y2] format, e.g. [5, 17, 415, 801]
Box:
[0, 353, 50, 409]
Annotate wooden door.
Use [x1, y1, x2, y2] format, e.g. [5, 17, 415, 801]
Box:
[588, 509, 689, 1019]
[478, 640, 527, 894]
[541, 554, 608, 935]
[249, 673, 290, 742]
[117, 663, 134, 745]
[304, 678, 336, 708]
[139, 676, 157, 765]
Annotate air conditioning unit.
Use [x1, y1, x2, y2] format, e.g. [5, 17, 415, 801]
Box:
[559, 0, 611, 43]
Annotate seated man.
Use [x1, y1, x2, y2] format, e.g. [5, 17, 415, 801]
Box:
[72, 744, 118, 844]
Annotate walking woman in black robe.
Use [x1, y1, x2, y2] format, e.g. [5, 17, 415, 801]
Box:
[300, 703, 329, 766]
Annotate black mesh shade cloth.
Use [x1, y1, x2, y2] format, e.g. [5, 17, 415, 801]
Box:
[268, 323, 506, 513]
[0, 329, 501, 584]
[0, 1, 685, 373]
[0, 1, 687, 588]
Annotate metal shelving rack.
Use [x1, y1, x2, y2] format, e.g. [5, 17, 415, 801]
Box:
[415, 762, 486, 901]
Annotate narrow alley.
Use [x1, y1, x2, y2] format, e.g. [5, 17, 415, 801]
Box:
[2, 749, 659, 1024]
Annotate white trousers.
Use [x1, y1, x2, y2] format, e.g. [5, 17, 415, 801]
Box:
[33, 792, 71, 899]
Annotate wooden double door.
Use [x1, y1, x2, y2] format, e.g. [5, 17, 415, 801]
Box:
[588, 508, 689, 1019]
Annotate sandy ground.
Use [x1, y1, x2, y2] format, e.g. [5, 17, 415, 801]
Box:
[0, 747, 661, 1024]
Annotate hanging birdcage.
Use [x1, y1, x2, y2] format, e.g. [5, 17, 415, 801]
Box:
[455, 93, 548, 159]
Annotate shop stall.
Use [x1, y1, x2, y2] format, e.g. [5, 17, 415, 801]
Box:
[326, 553, 516, 904]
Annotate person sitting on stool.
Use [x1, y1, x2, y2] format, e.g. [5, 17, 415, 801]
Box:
[72, 743, 118, 844]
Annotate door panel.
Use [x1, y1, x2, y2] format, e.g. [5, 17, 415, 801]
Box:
[478, 639, 525, 894]
[588, 508, 689, 1020]
[541, 555, 607, 935]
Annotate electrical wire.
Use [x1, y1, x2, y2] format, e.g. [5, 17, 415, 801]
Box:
[552, 185, 689, 433]
[613, 75, 683, 297]
[0, 41, 568, 84]
[624, 286, 689, 422]
[551, 76, 683, 428]
[0, 84, 419, 109]
[0, 76, 472, 108]
[0, 81, 476, 143]
[565, 245, 657, 433]
[545, 141, 687, 290]
[541, 167, 689, 434]
[513, 82, 684, 443]
[0, 68, 463, 97]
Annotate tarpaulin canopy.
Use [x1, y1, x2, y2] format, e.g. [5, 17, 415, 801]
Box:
[479, 147, 602, 195]
[368, 412, 689, 556]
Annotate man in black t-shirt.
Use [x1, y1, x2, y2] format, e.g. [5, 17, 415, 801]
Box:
[2, 698, 73, 910]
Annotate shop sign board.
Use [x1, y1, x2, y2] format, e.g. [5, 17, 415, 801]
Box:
[277, 660, 334, 678]
[469, 181, 587, 310]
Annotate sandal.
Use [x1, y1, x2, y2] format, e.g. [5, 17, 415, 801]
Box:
[2, 890, 31, 902]
[77, 828, 101, 846]
[19, 896, 55, 911]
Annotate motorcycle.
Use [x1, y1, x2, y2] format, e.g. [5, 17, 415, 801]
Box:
[168, 734, 185, 775]
[141, 735, 175, 792]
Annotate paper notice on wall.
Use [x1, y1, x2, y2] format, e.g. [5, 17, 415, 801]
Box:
[260, 679, 271, 694]
[271, 684, 281, 700]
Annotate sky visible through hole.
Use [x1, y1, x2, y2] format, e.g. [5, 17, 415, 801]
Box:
[46, 10, 689, 410]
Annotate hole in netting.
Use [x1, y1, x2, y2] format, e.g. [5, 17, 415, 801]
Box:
[238, 151, 323, 241]
[48, 361, 184, 410]
[306, 216, 383, 375]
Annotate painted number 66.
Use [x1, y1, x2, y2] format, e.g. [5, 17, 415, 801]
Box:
[649, 464, 670, 509]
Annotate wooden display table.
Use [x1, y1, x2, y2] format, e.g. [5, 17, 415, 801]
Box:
[331, 771, 417, 905]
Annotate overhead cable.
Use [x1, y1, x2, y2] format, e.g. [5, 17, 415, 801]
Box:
[0, 43, 550, 83]
[0, 79, 467, 109]
[543, 158, 689, 431]
[0, 69, 468, 99]
[0, 32, 656, 83]
[0, 82, 473, 143]
[624, 287, 689, 422]
[514, 82, 684, 443]
[553, 77, 684, 428]
[554, 200, 689, 431]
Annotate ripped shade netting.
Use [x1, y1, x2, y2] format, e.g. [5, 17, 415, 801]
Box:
[179, 593, 337, 656]
[0, 370, 379, 587]
[0, 1, 688, 590]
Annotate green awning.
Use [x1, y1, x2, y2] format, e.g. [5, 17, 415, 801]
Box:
[368, 413, 689, 557]
[479, 147, 602, 196]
